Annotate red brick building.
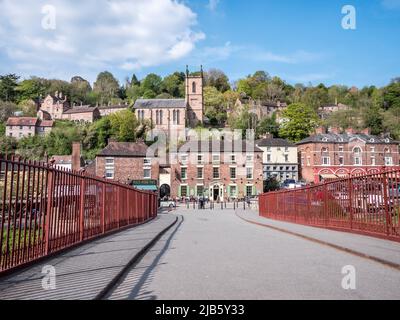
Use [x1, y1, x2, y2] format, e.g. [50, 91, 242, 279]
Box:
[95, 141, 159, 191]
[297, 127, 400, 183]
[168, 140, 264, 201]
[6, 117, 54, 140]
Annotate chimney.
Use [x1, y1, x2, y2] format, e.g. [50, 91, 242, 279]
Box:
[361, 128, 371, 135]
[315, 126, 326, 135]
[72, 142, 82, 171]
[329, 127, 341, 134]
[345, 128, 355, 135]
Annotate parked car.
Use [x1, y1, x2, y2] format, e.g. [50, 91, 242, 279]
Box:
[160, 200, 176, 208]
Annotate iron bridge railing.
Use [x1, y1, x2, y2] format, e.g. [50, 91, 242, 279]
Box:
[259, 168, 400, 242]
[0, 155, 158, 274]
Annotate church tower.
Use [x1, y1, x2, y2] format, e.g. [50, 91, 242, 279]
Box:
[185, 65, 204, 127]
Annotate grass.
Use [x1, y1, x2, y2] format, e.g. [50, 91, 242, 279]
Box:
[1, 227, 43, 255]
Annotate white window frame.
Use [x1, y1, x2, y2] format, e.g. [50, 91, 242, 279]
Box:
[246, 167, 253, 179]
[322, 156, 331, 166]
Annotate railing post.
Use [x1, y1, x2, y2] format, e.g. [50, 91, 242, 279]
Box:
[102, 182, 106, 234]
[45, 167, 55, 255]
[382, 170, 391, 236]
[348, 177, 353, 231]
[79, 175, 86, 242]
[323, 183, 328, 227]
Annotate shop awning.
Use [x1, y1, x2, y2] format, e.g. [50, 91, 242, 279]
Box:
[134, 185, 158, 191]
[320, 174, 348, 179]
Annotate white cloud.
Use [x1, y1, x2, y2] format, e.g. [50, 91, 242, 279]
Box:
[253, 50, 322, 64]
[0, 0, 205, 81]
[199, 41, 240, 61]
[207, 0, 220, 12]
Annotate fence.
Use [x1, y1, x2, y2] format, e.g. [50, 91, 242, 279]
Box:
[259, 168, 400, 242]
[0, 155, 158, 274]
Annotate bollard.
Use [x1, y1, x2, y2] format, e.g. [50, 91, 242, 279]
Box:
[225, 201, 227, 209]
[221, 201, 223, 210]
[243, 200, 245, 210]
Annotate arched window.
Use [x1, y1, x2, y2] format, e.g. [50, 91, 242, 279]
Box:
[176, 110, 180, 125]
[192, 81, 196, 93]
[353, 147, 362, 165]
[173, 110, 176, 124]
[159, 110, 163, 124]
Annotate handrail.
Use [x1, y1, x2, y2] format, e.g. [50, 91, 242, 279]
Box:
[0, 154, 158, 274]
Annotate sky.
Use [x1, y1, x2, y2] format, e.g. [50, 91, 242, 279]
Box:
[0, 0, 399, 88]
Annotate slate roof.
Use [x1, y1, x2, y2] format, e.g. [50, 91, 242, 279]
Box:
[98, 142, 149, 157]
[179, 140, 263, 153]
[63, 106, 98, 114]
[256, 138, 295, 147]
[6, 117, 39, 126]
[98, 105, 129, 110]
[52, 155, 72, 164]
[134, 99, 187, 109]
[297, 133, 398, 145]
[39, 120, 54, 127]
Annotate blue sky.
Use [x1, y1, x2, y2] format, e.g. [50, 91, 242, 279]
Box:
[0, 0, 399, 87]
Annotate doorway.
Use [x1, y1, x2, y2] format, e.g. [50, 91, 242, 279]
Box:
[213, 185, 220, 201]
[159, 184, 171, 199]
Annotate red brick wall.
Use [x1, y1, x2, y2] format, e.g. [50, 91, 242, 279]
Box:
[96, 156, 159, 184]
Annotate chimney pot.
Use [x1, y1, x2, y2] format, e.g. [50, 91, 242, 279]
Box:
[315, 126, 326, 135]
[72, 142, 82, 171]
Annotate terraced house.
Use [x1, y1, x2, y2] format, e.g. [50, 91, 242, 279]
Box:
[167, 140, 264, 201]
[6, 117, 54, 140]
[297, 127, 400, 183]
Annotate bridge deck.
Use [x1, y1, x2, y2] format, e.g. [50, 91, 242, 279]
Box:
[0, 214, 176, 300]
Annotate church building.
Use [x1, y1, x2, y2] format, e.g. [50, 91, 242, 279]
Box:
[133, 66, 204, 140]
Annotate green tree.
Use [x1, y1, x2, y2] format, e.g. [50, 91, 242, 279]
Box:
[16, 77, 49, 102]
[162, 72, 185, 97]
[0, 74, 20, 102]
[0, 137, 17, 154]
[363, 105, 384, 135]
[141, 73, 162, 96]
[279, 103, 320, 142]
[70, 76, 92, 104]
[383, 81, 400, 110]
[256, 113, 279, 138]
[108, 109, 139, 142]
[204, 69, 230, 92]
[0, 101, 18, 122]
[204, 86, 225, 125]
[126, 84, 144, 103]
[93, 71, 120, 105]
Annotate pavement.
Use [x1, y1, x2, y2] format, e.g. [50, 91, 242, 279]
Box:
[106, 207, 400, 300]
[236, 210, 400, 268]
[0, 214, 177, 300]
[1, 206, 400, 300]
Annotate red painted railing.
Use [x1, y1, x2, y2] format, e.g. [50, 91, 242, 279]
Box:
[259, 168, 400, 242]
[0, 155, 158, 274]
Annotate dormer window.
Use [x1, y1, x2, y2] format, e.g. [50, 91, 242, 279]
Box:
[385, 138, 390, 143]
[322, 137, 328, 142]
[369, 138, 374, 143]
